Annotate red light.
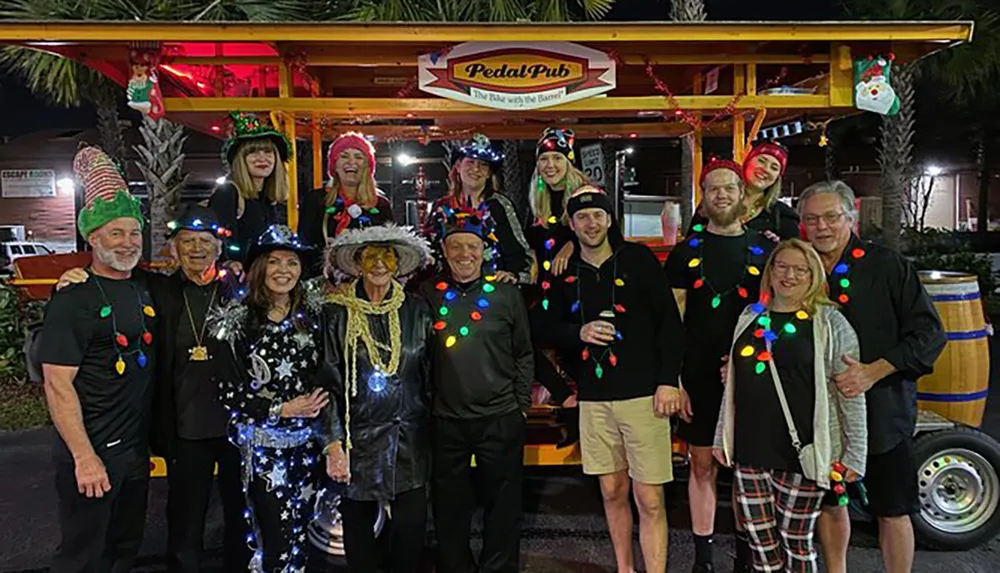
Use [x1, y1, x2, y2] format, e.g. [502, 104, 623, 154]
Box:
[210, 125, 221, 132]
[674, 110, 684, 116]
[406, 113, 415, 118]
[628, 133, 638, 139]
[196, 82, 206, 89]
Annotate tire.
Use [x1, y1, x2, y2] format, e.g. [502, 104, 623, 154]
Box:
[912, 427, 1000, 550]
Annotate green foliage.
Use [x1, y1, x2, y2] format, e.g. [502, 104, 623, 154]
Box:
[902, 228, 998, 295]
[0, 380, 49, 431]
[344, 0, 615, 22]
[0, 283, 43, 385]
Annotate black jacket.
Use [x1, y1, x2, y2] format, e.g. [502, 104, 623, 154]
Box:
[417, 275, 534, 419]
[145, 268, 243, 459]
[322, 285, 434, 502]
[534, 237, 685, 402]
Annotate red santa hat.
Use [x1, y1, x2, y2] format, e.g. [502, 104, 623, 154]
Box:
[700, 157, 743, 188]
[743, 142, 789, 176]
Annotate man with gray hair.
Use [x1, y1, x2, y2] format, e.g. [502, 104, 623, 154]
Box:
[41, 146, 155, 573]
[57, 203, 248, 573]
[798, 180, 946, 573]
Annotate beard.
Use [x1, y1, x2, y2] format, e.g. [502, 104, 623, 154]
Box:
[94, 245, 141, 272]
[705, 201, 745, 227]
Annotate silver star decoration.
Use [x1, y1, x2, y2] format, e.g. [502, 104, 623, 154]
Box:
[276, 490, 284, 499]
[263, 463, 286, 491]
[281, 510, 290, 520]
[299, 483, 316, 501]
[292, 331, 312, 349]
[280, 552, 289, 561]
[262, 334, 270, 343]
[275, 358, 294, 380]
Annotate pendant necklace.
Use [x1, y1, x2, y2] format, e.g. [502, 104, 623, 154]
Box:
[183, 282, 219, 362]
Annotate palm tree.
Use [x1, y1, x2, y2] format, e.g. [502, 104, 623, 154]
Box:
[135, 117, 188, 260]
[343, 0, 615, 21]
[669, 0, 706, 229]
[841, 0, 1000, 248]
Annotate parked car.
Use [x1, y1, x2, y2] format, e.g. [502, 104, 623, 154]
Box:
[1, 241, 54, 274]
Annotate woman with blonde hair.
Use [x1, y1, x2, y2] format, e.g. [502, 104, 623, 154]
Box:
[423, 133, 532, 284]
[209, 112, 291, 262]
[690, 142, 800, 241]
[299, 132, 394, 252]
[714, 238, 867, 573]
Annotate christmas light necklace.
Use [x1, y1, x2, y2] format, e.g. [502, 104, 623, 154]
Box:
[567, 259, 626, 380]
[829, 246, 867, 305]
[738, 300, 810, 375]
[432, 274, 498, 348]
[323, 191, 382, 241]
[94, 278, 155, 376]
[685, 223, 764, 309]
[536, 207, 560, 311]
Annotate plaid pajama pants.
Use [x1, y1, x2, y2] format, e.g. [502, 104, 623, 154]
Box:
[734, 465, 825, 573]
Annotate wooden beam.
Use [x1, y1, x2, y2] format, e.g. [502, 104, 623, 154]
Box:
[312, 125, 323, 190]
[829, 43, 854, 107]
[163, 94, 838, 117]
[0, 21, 973, 45]
[310, 121, 713, 140]
[733, 65, 746, 162]
[277, 61, 300, 231]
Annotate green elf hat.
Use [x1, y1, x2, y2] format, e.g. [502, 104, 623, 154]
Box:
[74, 146, 144, 238]
[220, 111, 290, 166]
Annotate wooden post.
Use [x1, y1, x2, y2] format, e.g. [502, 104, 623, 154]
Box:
[278, 61, 299, 231]
[733, 65, 747, 162]
[312, 123, 323, 190]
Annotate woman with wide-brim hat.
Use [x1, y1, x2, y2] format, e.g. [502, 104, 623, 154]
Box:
[321, 224, 435, 573]
[690, 142, 801, 241]
[298, 132, 395, 253]
[210, 224, 332, 573]
[422, 133, 532, 285]
[209, 112, 292, 262]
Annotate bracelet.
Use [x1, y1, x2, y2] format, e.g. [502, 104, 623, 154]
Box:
[266, 400, 283, 426]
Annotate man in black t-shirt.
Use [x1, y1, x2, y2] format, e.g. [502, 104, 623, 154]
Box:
[57, 204, 248, 573]
[40, 146, 153, 573]
[665, 159, 772, 573]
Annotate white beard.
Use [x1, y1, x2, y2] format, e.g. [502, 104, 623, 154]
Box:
[94, 246, 140, 272]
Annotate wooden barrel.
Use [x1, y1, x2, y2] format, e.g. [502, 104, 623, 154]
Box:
[917, 271, 990, 427]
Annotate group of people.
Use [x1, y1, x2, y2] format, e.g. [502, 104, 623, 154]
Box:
[38, 111, 947, 573]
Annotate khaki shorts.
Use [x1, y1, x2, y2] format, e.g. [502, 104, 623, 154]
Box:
[579, 396, 674, 484]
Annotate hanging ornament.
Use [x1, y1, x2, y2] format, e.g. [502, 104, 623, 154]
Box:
[853, 53, 900, 116]
[115, 358, 126, 376]
[99, 305, 112, 318]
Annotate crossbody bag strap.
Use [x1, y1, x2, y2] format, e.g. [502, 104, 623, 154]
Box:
[765, 335, 803, 453]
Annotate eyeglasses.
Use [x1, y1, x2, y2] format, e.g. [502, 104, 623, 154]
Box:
[771, 261, 811, 278]
[802, 212, 846, 227]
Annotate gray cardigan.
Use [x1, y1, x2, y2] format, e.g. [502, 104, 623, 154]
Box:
[714, 304, 868, 489]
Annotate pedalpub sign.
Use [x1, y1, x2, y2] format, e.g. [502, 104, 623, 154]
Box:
[419, 41, 617, 111]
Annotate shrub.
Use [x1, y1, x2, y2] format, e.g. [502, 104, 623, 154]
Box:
[902, 228, 998, 295]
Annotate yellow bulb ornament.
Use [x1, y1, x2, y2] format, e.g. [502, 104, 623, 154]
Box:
[115, 358, 126, 375]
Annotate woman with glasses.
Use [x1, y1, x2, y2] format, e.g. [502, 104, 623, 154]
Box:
[714, 238, 868, 573]
[690, 142, 800, 241]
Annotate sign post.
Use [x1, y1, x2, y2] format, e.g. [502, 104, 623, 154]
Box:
[579, 144, 606, 187]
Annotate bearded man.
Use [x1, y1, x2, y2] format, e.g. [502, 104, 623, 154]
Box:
[40, 147, 155, 573]
[56, 203, 247, 573]
[664, 160, 775, 573]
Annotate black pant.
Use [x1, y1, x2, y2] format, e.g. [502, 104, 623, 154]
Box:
[341, 486, 428, 573]
[166, 437, 250, 573]
[247, 443, 318, 573]
[51, 448, 150, 573]
[432, 411, 525, 573]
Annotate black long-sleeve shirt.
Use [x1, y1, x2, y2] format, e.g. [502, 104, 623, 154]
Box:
[208, 181, 284, 262]
[417, 275, 534, 419]
[830, 234, 946, 454]
[534, 238, 685, 402]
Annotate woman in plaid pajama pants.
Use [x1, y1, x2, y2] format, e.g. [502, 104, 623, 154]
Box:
[713, 239, 868, 573]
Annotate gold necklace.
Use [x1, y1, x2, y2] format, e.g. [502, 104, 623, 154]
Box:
[183, 283, 219, 362]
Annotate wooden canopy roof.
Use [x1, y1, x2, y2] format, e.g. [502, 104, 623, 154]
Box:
[0, 20, 974, 142]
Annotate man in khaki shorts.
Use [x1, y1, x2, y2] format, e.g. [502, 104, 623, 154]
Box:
[534, 187, 685, 573]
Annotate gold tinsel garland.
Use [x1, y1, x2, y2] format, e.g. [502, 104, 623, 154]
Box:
[326, 280, 405, 452]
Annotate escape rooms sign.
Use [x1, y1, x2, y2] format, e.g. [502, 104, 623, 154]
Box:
[419, 42, 617, 111]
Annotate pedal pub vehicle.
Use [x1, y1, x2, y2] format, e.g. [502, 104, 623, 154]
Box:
[3, 18, 997, 553]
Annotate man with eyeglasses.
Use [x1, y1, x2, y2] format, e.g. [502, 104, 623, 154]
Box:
[665, 159, 773, 573]
[798, 180, 946, 573]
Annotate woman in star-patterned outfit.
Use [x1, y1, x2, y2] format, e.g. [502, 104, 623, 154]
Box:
[211, 225, 335, 573]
